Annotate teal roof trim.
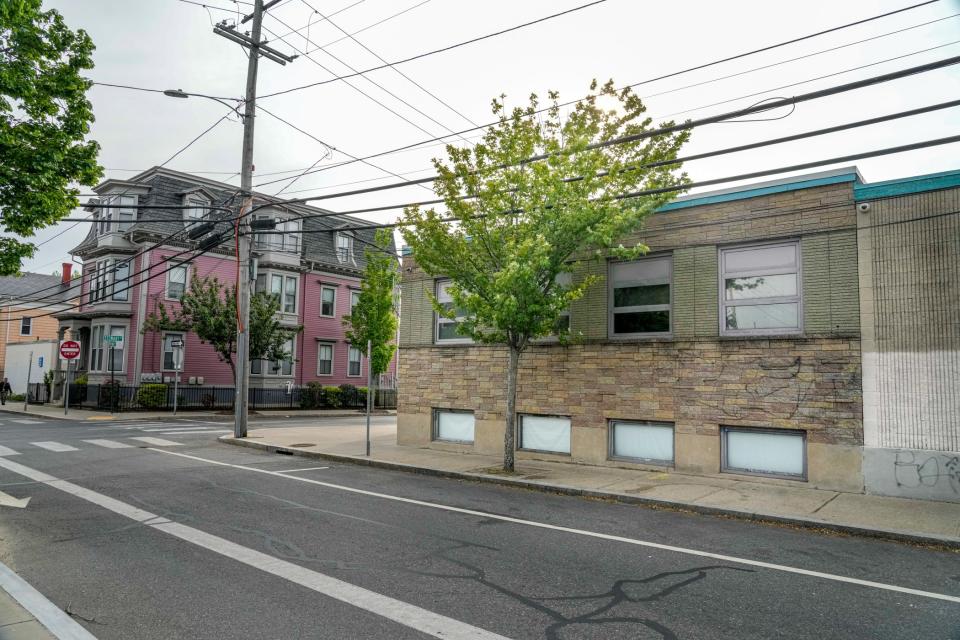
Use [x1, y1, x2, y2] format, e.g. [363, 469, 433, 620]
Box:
[854, 168, 960, 201]
[656, 173, 858, 212]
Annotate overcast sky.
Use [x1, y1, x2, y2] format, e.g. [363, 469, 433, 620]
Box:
[18, 0, 960, 273]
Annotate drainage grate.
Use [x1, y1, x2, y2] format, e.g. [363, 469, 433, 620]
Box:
[288, 443, 315, 448]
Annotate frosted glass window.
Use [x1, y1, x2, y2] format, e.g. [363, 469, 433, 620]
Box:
[435, 410, 475, 443]
[520, 415, 571, 454]
[610, 421, 674, 464]
[723, 428, 805, 478]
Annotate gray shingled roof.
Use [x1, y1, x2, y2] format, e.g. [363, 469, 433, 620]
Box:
[73, 167, 395, 273]
[0, 272, 72, 302]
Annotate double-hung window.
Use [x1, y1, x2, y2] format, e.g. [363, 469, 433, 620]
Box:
[350, 290, 361, 313]
[435, 279, 470, 343]
[255, 272, 298, 314]
[317, 343, 334, 375]
[254, 217, 300, 253]
[720, 241, 801, 335]
[610, 256, 672, 336]
[283, 275, 297, 313]
[336, 233, 353, 263]
[320, 286, 336, 317]
[281, 219, 300, 253]
[166, 264, 188, 300]
[347, 345, 362, 377]
[162, 333, 184, 371]
[184, 198, 208, 225]
[19, 317, 32, 336]
[90, 326, 104, 371]
[112, 260, 130, 301]
[90, 325, 125, 372]
[89, 258, 129, 303]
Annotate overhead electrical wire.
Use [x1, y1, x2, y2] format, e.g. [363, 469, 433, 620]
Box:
[258, 0, 934, 100]
[259, 0, 611, 99]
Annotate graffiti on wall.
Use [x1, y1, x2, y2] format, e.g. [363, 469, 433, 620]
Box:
[893, 450, 960, 493]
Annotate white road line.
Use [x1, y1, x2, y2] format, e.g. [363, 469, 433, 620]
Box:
[128, 437, 182, 447]
[0, 457, 508, 640]
[155, 448, 960, 605]
[11, 419, 42, 424]
[145, 430, 232, 436]
[275, 466, 330, 473]
[142, 426, 227, 432]
[83, 439, 133, 449]
[0, 558, 97, 640]
[0, 445, 19, 456]
[30, 442, 78, 452]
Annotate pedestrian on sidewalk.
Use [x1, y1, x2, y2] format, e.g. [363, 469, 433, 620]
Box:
[0, 378, 10, 405]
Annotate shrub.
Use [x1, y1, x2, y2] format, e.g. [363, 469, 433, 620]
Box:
[135, 384, 167, 409]
[8, 393, 24, 402]
[73, 373, 87, 386]
[43, 370, 54, 385]
[201, 393, 216, 409]
[301, 381, 324, 409]
[322, 386, 342, 408]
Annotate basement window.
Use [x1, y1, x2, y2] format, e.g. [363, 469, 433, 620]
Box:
[519, 414, 571, 454]
[609, 420, 674, 465]
[433, 409, 475, 444]
[721, 426, 806, 480]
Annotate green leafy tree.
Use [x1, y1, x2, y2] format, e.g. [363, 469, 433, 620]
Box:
[343, 229, 400, 400]
[142, 275, 301, 379]
[401, 81, 690, 471]
[0, 1, 102, 274]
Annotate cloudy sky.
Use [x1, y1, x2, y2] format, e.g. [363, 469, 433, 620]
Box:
[19, 0, 960, 273]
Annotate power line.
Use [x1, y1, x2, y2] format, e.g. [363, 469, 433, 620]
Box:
[259, 0, 611, 99]
[301, 0, 431, 53]
[253, 1, 951, 187]
[249, 56, 960, 209]
[267, 0, 369, 42]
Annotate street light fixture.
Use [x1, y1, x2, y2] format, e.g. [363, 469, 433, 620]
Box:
[163, 89, 190, 99]
[162, 88, 244, 119]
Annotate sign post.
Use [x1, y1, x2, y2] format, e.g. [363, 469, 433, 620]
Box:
[171, 338, 183, 415]
[365, 339, 372, 457]
[23, 350, 33, 412]
[103, 335, 123, 413]
[59, 340, 82, 416]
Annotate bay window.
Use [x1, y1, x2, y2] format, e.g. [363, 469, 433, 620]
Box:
[251, 338, 295, 376]
[256, 272, 298, 314]
[97, 194, 137, 234]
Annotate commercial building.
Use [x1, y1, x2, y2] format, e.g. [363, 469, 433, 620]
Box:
[396, 167, 960, 501]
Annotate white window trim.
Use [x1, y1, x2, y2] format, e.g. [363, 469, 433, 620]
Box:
[252, 337, 296, 377]
[319, 285, 337, 318]
[90, 323, 127, 374]
[347, 345, 363, 378]
[609, 255, 673, 338]
[183, 195, 210, 226]
[718, 240, 803, 337]
[19, 317, 32, 336]
[316, 341, 335, 376]
[87, 257, 131, 304]
[162, 332, 186, 372]
[97, 193, 138, 235]
[335, 232, 355, 264]
[165, 263, 190, 301]
[257, 270, 299, 315]
[435, 278, 472, 345]
[254, 214, 301, 254]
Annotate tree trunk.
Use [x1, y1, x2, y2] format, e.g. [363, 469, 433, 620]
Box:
[503, 344, 521, 472]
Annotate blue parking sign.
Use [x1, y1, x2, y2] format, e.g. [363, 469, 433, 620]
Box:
[38, 356, 44, 368]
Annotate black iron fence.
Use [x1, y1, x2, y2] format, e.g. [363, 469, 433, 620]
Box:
[27, 383, 49, 405]
[63, 382, 396, 413]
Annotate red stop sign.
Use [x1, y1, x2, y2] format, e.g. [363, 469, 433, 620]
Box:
[59, 340, 81, 360]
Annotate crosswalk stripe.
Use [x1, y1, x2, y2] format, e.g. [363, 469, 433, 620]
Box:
[83, 439, 133, 449]
[30, 441, 78, 452]
[143, 426, 223, 432]
[0, 445, 18, 456]
[129, 437, 182, 447]
[144, 430, 232, 436]
[11, 419, 42, 424]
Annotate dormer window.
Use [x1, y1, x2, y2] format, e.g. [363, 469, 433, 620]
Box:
[97, 194, 137, 235]
[184, 197, 209, 225]
[336, 232, 353, 263]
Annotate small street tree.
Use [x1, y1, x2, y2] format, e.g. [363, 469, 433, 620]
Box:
[142, 274, 301, 379]
[401, 81, 690, 471]
[343, 229, 400, 401]
[0, 1, 102, 274]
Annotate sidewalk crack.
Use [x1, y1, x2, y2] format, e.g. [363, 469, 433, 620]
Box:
[810, 492, 841, 515]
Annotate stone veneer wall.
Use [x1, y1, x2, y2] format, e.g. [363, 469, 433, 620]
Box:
[398, 338, 863, 491]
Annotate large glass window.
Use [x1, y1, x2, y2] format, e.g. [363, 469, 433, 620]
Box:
[254, 217, 300, 253]
[435, 279, 471, 343]
[320, 286, 336, 317]
[610, 257, 671, 336]
[91, 325, 125, 373]
[255, 272, 298, 314]
[722, 427, 806, 479]
[98, 194, 137, 234]
[112, 261, 130, 301]
[90, 326, 104, 371]
[519, 415, 571, 454]
[88, 258, 130, 303]
[316, 343, 334, 375]
[720, 241, 801, 335]
[166, 264, 188, 300]
[284, 276, 297, 313]
[348, 346, 362, 377]
[609, 420, 674, 465]
[434, 410, 475, 444]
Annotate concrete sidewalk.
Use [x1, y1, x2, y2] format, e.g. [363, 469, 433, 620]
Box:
[0, 589, 56, 640]
[0, 403, 393, 422]
[222, 422, 960, 548]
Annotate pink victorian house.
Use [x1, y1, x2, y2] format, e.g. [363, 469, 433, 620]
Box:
[55, 167, 396, 391]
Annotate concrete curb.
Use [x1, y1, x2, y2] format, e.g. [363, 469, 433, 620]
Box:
[220, 436, 960, 550]
[0, 407, 394, 422]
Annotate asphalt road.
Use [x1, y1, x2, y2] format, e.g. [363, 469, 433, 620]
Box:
[0, 412, 958, 639]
